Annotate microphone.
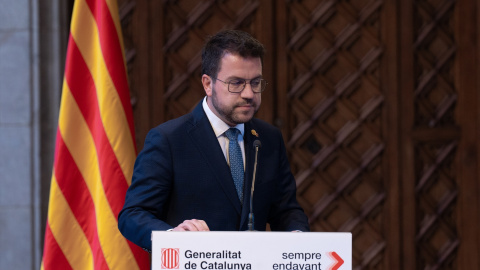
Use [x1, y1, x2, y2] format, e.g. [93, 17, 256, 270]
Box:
[248, 139, 261, 231]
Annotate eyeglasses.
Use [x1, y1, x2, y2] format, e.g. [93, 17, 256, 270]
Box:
[212, 77, 267, 93]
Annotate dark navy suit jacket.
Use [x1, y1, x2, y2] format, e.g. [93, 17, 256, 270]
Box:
[118, 101, 309, 250]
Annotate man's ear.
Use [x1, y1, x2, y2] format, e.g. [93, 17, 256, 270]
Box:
[202, 74, 213, 96]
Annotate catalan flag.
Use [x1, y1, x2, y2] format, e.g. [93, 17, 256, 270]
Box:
[41, 0, 150, 269]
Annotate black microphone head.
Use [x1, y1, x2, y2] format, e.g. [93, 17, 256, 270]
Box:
[253, 140, 261, 149]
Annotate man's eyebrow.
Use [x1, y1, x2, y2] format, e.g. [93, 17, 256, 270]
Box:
[226, 75, 263, 81]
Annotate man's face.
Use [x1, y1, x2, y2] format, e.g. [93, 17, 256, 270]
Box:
[203, 53, 262, 126]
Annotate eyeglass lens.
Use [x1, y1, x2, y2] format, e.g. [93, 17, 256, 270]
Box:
[228, 79, 266, 93]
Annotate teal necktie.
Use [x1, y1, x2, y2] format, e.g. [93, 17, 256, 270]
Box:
[225, 128, 244, 202]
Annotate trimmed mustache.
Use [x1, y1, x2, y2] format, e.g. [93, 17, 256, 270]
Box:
[235, 100, 254, 107]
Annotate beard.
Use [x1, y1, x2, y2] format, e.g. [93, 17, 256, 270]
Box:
[210, 85, 259, 125]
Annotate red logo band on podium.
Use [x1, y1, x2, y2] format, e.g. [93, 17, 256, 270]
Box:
[161, 248, 180, 269]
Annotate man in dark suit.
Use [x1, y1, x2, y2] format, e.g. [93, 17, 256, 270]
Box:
[118, 30, 309, 251]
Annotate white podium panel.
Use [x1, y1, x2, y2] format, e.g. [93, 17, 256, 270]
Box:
[152, 231, 351, 270]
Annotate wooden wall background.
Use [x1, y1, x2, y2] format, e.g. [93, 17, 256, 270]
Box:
[116, 0, 480, 269]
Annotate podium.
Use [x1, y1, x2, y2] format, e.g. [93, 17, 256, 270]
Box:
[152, 231, 351, 270]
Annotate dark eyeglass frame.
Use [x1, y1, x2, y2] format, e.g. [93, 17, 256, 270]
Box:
[211, 76, 267, 93]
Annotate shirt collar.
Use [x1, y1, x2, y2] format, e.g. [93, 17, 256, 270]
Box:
[202, 97, 245, 137]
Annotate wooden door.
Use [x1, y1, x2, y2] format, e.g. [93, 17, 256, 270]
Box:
[118, 0, 480, 268]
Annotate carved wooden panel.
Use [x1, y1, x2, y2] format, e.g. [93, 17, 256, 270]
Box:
[280, 0, 387, 268]
[412, 0, 459, 268]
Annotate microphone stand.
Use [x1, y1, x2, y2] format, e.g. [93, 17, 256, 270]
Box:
[248, 140, 261, 231]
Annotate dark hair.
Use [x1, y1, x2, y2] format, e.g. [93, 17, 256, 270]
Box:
[201, 30, 265, 78]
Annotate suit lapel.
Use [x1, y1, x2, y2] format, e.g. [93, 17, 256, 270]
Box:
[187, 102, 243, 215]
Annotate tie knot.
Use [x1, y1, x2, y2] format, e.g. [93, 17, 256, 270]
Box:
[225, 128, 240, 141]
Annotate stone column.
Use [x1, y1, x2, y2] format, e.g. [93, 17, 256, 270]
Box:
[0, 1, 69, 269]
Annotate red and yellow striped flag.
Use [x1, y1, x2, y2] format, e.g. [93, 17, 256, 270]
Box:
[41, 0, 149, 269]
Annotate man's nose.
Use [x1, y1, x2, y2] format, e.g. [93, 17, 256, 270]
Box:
[241, 83, 255, 98]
